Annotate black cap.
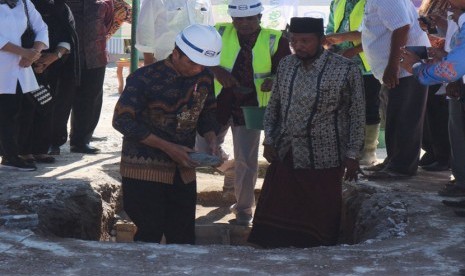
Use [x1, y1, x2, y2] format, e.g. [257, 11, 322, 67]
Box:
[289, 17, 324, 35]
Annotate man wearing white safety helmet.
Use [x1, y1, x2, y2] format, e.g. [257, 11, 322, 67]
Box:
[200, 0, 291, 226]
[113, 24, 222, 244]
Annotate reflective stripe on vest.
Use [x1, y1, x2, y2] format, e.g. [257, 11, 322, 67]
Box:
[214, 23, 282, 107]
[333, 0, 370, 72]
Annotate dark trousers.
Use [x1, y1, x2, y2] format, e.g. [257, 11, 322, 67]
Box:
[0, 86, 23, 158]
[422, 84, 450, 165]
[384, 76, 428, 175]
[364, 74, 381, 125]
[51, 66, 105, 147]
[122, 172, 197, 244]
[449, 98, 465, 186]
[29, 74, 59, 154]
[17, 93, 37, 155]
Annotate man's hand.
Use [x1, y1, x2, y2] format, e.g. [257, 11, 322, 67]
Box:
[323, 31, 362, 47]
[141, 134, 198, 168]
[163, 142, 199, 168]
[21, 48, 41, 63]
[203, 131, 219, 157]
[341, 47, 359, 59]
[263, 144, 278, 163]
[261, 78, 273, 92]
[384, 25, 409, 89]
[19, 57, 34, 68]
[399, 47, 421, 74]
[33, 53, 59, 73]
[427, 46, 447, 62]
[210, 66, 239, 88]
[382, 62, 400, 89]
[343, 157, 360, 182]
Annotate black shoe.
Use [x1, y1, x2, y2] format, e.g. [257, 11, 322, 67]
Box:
[366, 168, 412, 180]
[19, 155, 35, 165]
[33, 154, 56, 164]
[455, 209, 465, 217]
[419, 152, 436, 166]
[48, 146, 60, 156]
[1, 157, 37, 171]
[421, 161, 449, 172]
[442, 199, 465, 208]
[229, 213, 253, 226]
[90, 136, 107, 142]
[364, 162, 386, 172]
[438, 185, 465, 197]
[70, 144, 100, 154]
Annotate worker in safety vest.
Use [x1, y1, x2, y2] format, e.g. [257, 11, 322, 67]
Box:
[197, 0, 291, 226]
[324, 0, 382, 166]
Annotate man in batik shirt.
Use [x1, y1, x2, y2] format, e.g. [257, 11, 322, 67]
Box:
[248, 17, 365, 248]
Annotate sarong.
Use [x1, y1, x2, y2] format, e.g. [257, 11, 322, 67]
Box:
[248, 156, 343, 248]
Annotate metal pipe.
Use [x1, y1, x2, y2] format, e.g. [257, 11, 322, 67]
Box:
[130, 0, 140, 72]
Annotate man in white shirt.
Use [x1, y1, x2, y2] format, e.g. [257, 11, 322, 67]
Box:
[361, 0, 431, 178]
[135, 0, 213, 66]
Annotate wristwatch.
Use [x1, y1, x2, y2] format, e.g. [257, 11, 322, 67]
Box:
[56, 51, 63, 59]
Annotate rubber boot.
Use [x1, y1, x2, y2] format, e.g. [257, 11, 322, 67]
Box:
[360, 124, 380, 166]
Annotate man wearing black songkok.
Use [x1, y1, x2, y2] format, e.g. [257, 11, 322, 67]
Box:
[248, 17, 365, 248]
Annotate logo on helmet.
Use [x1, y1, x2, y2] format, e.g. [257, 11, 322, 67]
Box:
[238, 5, 248, 10]
[204, 50, 216, 57]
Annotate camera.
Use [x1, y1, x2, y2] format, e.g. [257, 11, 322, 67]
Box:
[419, 16, 438, 34]
[405, 46, 429, 60]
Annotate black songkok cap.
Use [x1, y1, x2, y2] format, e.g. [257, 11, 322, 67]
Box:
[289, 17, 324, 35]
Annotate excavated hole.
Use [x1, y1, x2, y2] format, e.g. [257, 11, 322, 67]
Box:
[8, 168, 407, 247]
[107, 181, 409, 246]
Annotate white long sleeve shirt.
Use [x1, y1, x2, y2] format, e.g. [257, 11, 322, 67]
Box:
[0, 0, 48, 94]
[135, 0, 213, 60]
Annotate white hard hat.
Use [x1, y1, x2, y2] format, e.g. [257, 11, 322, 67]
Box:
[227, 0, 264, 17]
[175, 24, 222, 67]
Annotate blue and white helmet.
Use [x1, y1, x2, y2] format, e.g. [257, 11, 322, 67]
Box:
[175, 24, 222, 67]
[227, 0, 264, 17]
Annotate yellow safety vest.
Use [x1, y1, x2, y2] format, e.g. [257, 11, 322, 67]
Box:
[333, 0, 371, 72]
[214, 23, 282, 107]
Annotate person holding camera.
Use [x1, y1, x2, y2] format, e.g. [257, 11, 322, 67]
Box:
[415, 0, 451, 172]
[400, 3, 465, 198]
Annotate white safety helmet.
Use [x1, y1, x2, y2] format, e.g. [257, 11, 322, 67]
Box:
[227, 0, 264, 17]
[175, 24, 222, 67]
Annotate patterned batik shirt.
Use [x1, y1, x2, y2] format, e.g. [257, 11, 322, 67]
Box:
[67, 0, 113, 69]
[263, 51, 365, 169]
[113, 58, 219, 184]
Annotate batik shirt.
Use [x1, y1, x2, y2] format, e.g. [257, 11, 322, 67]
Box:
[263, 51, 365, 169]
[113, 58, 219, 184]
[67, 0, 113, 69]
[106, 0, 132, 39]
